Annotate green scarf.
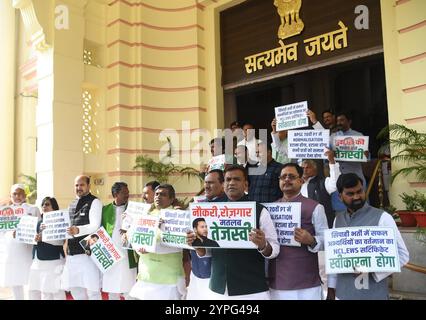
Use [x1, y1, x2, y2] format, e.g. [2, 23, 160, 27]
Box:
[102, 202, 138, 269]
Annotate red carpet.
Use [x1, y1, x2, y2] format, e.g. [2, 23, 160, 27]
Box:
[65, 291, 119, 300]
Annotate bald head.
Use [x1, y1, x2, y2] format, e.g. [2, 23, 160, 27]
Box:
[74, 175, 91, 198]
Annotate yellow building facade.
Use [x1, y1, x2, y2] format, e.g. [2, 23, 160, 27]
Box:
[0, 0, 424, 209]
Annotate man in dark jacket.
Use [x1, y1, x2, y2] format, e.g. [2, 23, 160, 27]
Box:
[188, 165, 280, 299]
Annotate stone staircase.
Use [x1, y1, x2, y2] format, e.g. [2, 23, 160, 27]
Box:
[389, 289, 426, 300]
[391, 228, 426, 300]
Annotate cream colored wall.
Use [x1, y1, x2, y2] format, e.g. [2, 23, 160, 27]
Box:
[105, 0, 209, 201]
[0, 2, 39, 201]
[15, 12, 38, 193]
[33, 0, 87, 208]
[82, 1, 108, 201]
[381, 0, 426, 209]
[0, 3, 16, 201]
[6, 0, 249, 205]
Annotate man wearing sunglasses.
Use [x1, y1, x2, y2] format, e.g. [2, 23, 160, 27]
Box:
[268, 163, 328, 300]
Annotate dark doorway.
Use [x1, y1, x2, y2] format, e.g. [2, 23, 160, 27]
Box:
[235, 86, 282, 138]
[233, 54, 388, 157]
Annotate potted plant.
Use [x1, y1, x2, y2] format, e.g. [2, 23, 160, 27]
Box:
[378, 125, 426, 227]
[396, 192, 421, 227]
[412, 191, 426, 228]
[133, 136, 204, 203]
[378, 124, 426, 183]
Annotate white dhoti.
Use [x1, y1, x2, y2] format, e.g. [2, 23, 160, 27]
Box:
[270, 285, 322, 300]
[0, 233, 33, 287]
[102, 204, 137, 295]
[129, 277, 186, 300]
[61, 254, 101, 292]
[186, 272, 213, 300]
[102, 252, 137, 294]
[28, 257, 65, 294]
[318, 251, 327, 299]
[208, 287, 271, 300]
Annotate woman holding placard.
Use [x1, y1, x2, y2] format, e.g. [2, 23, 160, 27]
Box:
[28, 197, 66, 300]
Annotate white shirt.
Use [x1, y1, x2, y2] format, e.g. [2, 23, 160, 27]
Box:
[74, 198, 103, 236]
[327, 211, 410, 288]
[270, 132, 289, 164]
[301, 163, 341, 197]
[237, 138, 262, 163]
[112, 203, 126, 245]
[312, 121, 325, 130]
[200, 208, 280, 259]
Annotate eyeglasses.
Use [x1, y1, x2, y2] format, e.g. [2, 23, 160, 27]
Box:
[279, 174, 299, 181]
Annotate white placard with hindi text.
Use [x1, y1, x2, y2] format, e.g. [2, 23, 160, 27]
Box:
[16, 215, 38, 245]
[42, 210, 71, 242]
[0, 206, 27, 231]
[333, 136, 369, 162]
[324, 227, 400, 274]
[262, 202, 301, 247]
[127, 215, 159, 253]
[79, 227, 124, 273]
[122, 201, 152, 231]
[275, 101, 309, 131]
[287, 130, 330, 159]
[208, 154, 226, 171]
[189, 202, 256, 249]
[160, 209, 192, 250]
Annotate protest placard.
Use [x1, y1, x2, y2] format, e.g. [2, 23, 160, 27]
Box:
[192, 196, 206, 203]
[0, 205, 26, 231]
[127, 215, 159, 253]
[42, 210, 70, 242]
[189, 202, 256, 249]
[262, 202, 301, 247]
[287, 130, 330, 159]
[121, 201, 152, 231]
[333, 136, 369, 162]
[207, 154, 226, 171]
[324, 227, 400, 274]
[79, 227, 124, 273]
[160, 209, 192, 250]
[16, 215, 38, 245]
[275, 101, 309, 131]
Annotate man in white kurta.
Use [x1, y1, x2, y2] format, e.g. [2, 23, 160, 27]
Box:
[237, 123, 263, 163]
[0, 184, 41, 300]
[101, 182, 137, 300]
[61, 175, 102, 300]
[129, 184, 186, 300]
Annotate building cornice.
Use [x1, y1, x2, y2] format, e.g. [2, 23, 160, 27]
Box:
[13, 0, 49, 52]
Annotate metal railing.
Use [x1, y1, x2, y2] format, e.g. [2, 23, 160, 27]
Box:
[366, 159, 385, 208]
[405, 263, 426, 275]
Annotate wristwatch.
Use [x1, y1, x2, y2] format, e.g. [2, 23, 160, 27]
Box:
[309, 237, 318, 249]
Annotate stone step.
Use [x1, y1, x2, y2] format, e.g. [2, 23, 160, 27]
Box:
[389, 289, 426, 300]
